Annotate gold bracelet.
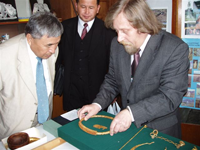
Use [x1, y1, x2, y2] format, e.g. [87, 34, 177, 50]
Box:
[78, 115, 114, 135]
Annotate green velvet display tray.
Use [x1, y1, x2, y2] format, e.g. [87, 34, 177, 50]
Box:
[58, 111, 200, 150]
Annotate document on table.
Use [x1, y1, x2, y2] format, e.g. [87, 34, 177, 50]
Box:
[61, 109, 78, 121]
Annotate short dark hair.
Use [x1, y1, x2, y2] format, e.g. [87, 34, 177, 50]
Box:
[76, 0, 100, 5]
[25, 12, 63, 39]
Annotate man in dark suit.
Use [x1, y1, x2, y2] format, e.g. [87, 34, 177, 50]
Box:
[78, 0, 190, 138]
[56, 0, 116, 111]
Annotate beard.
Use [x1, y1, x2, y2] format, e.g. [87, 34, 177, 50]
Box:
[120, 41, 138, 55]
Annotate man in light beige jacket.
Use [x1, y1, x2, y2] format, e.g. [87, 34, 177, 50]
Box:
[0, 12, 63, 140]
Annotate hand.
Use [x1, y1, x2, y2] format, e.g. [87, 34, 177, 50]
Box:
[110, 109, 132, 136]
[78, 103, 101, 121]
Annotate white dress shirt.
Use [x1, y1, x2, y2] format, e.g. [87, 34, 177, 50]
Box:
[26, 38, 52, 98]
[77, 16, 95, 37]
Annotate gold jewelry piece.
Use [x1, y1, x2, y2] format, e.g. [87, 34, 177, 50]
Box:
[119, 125, 147, 150]
[192, 146, 198, 150]
[131, 142, 154, 150]
[150, 129, 185, 149]
[165, 147, 167, 150]
[29, 137, 40, 143]
[78, 115, 114, 135]
[93, 124, 107, 130]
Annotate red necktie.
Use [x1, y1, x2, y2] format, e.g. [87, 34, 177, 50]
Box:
[81, 23, 88, 40]
[132, 49, 140, 77]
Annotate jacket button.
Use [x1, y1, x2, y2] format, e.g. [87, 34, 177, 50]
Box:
[127, 100, 130, 103]
[34, 103, 37, 105]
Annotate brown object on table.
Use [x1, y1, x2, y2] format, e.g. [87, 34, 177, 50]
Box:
[7, 132, 30, 150]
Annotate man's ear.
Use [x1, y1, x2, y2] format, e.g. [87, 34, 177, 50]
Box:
[26, 34, 33, 45]
[97, 5, 101, 14]
[75, 2, 78, 12]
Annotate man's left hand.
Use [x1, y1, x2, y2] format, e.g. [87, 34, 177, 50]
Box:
[110, 108, 132, 136]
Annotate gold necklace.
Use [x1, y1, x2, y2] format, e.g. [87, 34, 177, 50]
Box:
[119, 125, 147, 150]
[150, 129, 185, 149]
[78, 115, 113, 135]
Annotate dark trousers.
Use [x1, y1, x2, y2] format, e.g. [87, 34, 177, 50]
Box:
[68, 74, 90, 110]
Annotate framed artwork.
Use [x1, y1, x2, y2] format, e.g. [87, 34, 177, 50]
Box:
[152, 9, 167, 31]
[146, 0, 172, 33]
[0, 0, 18, 22]
[181, 0, 200, 38]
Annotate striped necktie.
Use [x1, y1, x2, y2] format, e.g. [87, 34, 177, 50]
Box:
[81, 23, 88, 40]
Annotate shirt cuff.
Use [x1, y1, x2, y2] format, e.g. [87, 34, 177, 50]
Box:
[127, 106, 135, 122]
[92, 103, 102, 111]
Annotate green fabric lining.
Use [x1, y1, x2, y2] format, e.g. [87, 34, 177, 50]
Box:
[58, 111, 200, 150]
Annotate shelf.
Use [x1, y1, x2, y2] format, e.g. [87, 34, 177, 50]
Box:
[0, 21, 28, 25]
[0, 18, 62, 25]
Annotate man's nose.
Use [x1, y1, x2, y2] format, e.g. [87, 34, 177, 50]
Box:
[85, 8, 89, 14]
[117, 32, 124, 43]
[49, 45, 57, 54]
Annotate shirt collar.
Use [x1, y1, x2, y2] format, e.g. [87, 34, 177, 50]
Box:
[78, 16, 95, 31]
[26, 37, 37, 59]
[139, 34, 151, 56]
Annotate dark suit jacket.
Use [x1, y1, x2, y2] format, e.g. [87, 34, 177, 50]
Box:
[93, 30, 189, 134]
[56, 17, 116, 111]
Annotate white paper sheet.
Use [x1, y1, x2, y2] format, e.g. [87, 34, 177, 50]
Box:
[61, 109, 78, 121]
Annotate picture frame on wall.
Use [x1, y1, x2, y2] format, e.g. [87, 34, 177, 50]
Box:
[146, 0, 172, 33]
[152, 9, 167, 31]
[181, 0, 200, 38]
[0, 0, 18, 22]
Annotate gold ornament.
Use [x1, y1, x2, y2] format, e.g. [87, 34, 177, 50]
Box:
[119, 125, 147, 150]
[29, 137, 40, 143]
[131, 142, 154, 150]
[150, 129, 185, 149]
[192, 146, 198, 150]
[78, 115, 113, 135]
[93, 124, 107, 130]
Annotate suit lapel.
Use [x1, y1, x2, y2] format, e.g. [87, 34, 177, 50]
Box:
[17, 36, 37, 100]
[88, 18, 102, 57]
[118, 44, 132, 91]
[66, 18, 78, 58]
[131, 32, 163, 87]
